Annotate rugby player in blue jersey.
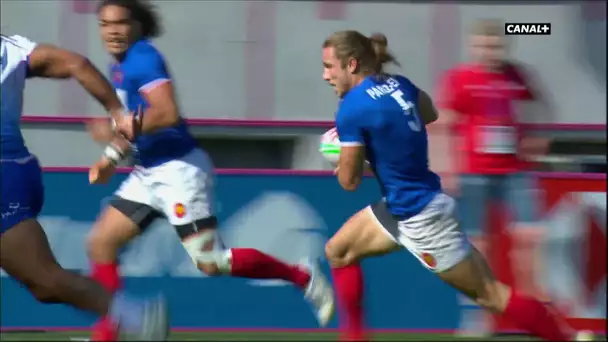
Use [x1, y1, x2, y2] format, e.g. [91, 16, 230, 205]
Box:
[0, 34, 168, 341]
[86, 1, 334, 339]
[321, 31, 581, 342]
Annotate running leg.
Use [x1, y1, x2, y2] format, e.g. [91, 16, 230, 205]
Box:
[87, 198, 160, 341]
[324, 203, 401, 341]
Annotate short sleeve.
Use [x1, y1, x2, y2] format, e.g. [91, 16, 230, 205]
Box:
[336, 103, 365, 146]
[436, 69, 465, 112]
[4, 35, 37, 62]
[133, 48, 171, 94]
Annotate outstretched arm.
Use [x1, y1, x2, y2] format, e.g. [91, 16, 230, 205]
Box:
[27, 43, 124, 120]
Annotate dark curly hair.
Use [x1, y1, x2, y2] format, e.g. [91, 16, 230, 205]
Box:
[97, 0, 163, 38]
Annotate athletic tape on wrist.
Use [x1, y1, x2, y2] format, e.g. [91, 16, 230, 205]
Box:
[103, 144, 124, 165]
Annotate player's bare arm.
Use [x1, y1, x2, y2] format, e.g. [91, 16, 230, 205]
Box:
[417, 90, 439, 125]
[26, 43, 133, 182]
[89, 135, 131, 185]
[508, 62, 552, 156]
[137, 81, 180, 133]
[116, 81, 180, 140]
[27, 44, 124, 121]
[337, 145, 366, 191]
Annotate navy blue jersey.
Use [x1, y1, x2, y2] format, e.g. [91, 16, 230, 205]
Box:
[1, 35, 35, 160]
[1, 35, 44, 233]
[336, 74, 441, 219]
[111, 39, 197, 167]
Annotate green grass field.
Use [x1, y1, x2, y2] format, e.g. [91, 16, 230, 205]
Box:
[0, 331, 545, 341]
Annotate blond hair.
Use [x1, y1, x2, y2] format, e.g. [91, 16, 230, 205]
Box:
[470, 19, 504, 36]
[323, 30, 400, 74]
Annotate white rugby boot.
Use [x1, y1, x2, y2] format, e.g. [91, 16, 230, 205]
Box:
[112, 293, 170, 341]
[574, 330, 596, 341]
[137, 295, 170, 341]
[300, 259, 335, 327]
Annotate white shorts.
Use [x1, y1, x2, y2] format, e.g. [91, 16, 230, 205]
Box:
[369, 192, 471, 273]
[115, 148, 215, 226]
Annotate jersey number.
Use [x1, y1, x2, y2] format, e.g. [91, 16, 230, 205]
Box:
[390, 90, 422, 132]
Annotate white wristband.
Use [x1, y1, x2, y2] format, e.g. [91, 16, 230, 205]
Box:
[103, 144, 124, 165]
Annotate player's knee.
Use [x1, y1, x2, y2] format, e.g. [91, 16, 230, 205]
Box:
[324, 240, 355, 268]
[194, 251, 231, 276]
[324, 240, 340, 262]
[195, 249, 232, 276]
[86, 229, 109, 260]
[180, 231, 232, 275]
[197, 262, 222, 276]
[86, 226, 123, 261]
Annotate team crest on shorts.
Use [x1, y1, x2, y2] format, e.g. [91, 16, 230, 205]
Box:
[174, 203, 186, 218]
[421, 252, 437, 269]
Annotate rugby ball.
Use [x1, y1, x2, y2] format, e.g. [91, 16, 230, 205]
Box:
[319, 127, 341, 165]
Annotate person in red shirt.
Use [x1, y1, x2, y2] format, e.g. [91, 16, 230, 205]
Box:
[437, 19, 548, 244]
[435, 19, 583, 339]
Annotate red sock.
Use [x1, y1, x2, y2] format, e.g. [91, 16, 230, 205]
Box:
[502, 292, 573, 341]
[230, 248, 311, 289]
[331, 264, 367, 341]
[90, 262, 121, 342]
[91, 262, 122, 292]
[91, 319, 117, 342]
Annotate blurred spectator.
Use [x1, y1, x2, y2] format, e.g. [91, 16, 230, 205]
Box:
[434, 19, 551, 335]
[435, 18, 549, 237]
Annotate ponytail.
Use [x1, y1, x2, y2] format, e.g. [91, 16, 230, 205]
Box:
[369, 33, 400, 73]
[323, 30, 400, 75]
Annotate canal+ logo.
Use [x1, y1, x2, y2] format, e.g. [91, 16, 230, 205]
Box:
[505, 23, 551, 35]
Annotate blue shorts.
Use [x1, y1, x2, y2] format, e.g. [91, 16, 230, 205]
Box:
[457, 173, 540, 236]
[1, 156, 44, 234]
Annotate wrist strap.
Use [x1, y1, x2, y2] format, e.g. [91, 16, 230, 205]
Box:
[103, 144, 124, 165]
